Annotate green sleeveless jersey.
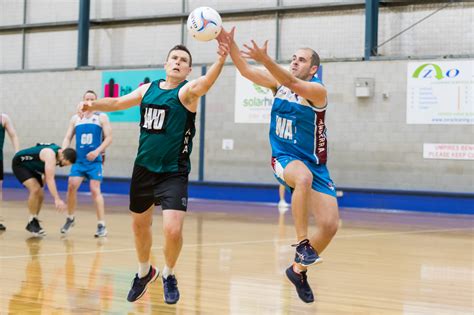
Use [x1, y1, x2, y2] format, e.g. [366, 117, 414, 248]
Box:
[13, 143, 60, 174]
[0, 117, 5, 161]
[135, 79, 196, 173]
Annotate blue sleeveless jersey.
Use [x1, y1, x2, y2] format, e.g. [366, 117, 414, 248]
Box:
[269, 76, 328, 165]
[74, 113, 103, 163]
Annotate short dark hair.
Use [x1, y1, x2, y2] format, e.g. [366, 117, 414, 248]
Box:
[301, 47, 320, 68]
[167, 44, 192, 67]
[83, 90, 97, 98]
[62, 148, 77, 164]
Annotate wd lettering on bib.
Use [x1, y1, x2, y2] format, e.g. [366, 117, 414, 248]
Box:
[275, 115, 294, 141]
[141, 105, 169, 133]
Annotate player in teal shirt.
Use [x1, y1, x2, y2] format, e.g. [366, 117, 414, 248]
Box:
[78, 36, 230, 304]
[12, 143, 76, 236]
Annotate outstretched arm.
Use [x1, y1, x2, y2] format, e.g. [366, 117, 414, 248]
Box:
[223, 27, 278, 93]
[3, 114, 20, 153]
[61, 116, 76, 149]
[179, 36, 230, 112]
[78, 84, 150, 116]
[241, 40, 327, 107]
[40, 148, 66, 211]
[86, 114, 112, 161]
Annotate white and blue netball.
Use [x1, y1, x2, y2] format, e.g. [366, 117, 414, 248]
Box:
[187, 7, 222, 41]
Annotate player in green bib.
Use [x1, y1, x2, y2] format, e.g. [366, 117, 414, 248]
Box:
[78, 37, 230, 304]
[0, 113, 20, 231]
[12, 143, 76, 236]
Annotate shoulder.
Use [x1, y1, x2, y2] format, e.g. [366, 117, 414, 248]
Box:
[98, 112, 110, 123]
[1, 113, 9, 126]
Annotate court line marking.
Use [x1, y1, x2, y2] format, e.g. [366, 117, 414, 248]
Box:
[0, 227, 472, 260]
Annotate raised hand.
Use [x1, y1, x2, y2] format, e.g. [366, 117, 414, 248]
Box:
[241, 40, 269, 63]
[217, 26, 235, 43]
[77, 101, 93, 118]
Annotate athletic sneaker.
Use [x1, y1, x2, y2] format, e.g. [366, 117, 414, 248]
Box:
[286, 265, 314, 303]
[25, 218, 46, 237]
[293, 239, 321, 266]
[278, 200, 290, 209]
[127, 265, 159, 302]
[60, 217, 75, 234]
[0, 223, 6, 231]
[162, 275, 180, 304]
[94, 223, 107, 238]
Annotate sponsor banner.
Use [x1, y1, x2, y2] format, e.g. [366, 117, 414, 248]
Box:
[407, 60, 474, 125]
[423, 143, 474, 160]
[234, 65, 323, 124]
[101, 69, 166, 122]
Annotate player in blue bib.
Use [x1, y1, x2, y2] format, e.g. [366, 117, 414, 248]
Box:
[61, 90, 112, 237]
[223, 27, 339, 303]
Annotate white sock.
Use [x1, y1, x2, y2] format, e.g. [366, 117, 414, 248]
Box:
[162, 265, 174, 278]
[68, 215, 75, 220]
[138, 262, 151, 278]
[97, 220, 105, 226]
[29, 215, 37, 222]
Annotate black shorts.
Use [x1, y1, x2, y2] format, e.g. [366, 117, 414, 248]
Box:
[12, 159, 43, 187]
[0, 159, 3, 180]
[129, 164, 189, 213]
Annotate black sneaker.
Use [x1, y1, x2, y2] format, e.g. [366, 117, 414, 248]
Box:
[293, 239, 321, 266]
[60, 217, 75, 234]
[286, 265, 314, 303]
[0, 223, 6, 231]
[162, 274, 180, 304]
[26, 218, 46, 237]
[127, 266, 159, 302]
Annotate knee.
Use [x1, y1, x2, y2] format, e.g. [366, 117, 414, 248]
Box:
[30, 186, 43, 198]
[132, 217, 151, 234]
[90, 188, 102, 200]
[294, 173, 313, 190]
[68, 183, 79, 194]
[163, 224, 182, 243]
[320, 217, 339, 238]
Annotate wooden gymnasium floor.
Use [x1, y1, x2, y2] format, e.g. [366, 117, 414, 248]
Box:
[1, 188, 473, 314]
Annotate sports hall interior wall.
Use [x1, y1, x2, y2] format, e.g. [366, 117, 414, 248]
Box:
[1, 1, 473, 195]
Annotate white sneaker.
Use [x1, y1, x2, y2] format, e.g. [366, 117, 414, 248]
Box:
[278, 200, 290, 213]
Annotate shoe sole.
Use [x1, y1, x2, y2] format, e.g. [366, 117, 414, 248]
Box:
[94, 231, 108, 238]
[29, 231, 46, 237]
[299, 257, 323, 267]
[163, 293, 179, 304]
[60, 223, 75, 234]
[129, 269, 159, 302]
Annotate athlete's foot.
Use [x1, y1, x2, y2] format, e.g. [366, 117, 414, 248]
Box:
[286, 264, 314, 303]
[162, 274, 180, 304]
[94, 223, 107, 238]
[60, 217, 75, 234]
[127, 266, 159, 302]
[26, 218, 46, 237]
[293, 239, 322, 266]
